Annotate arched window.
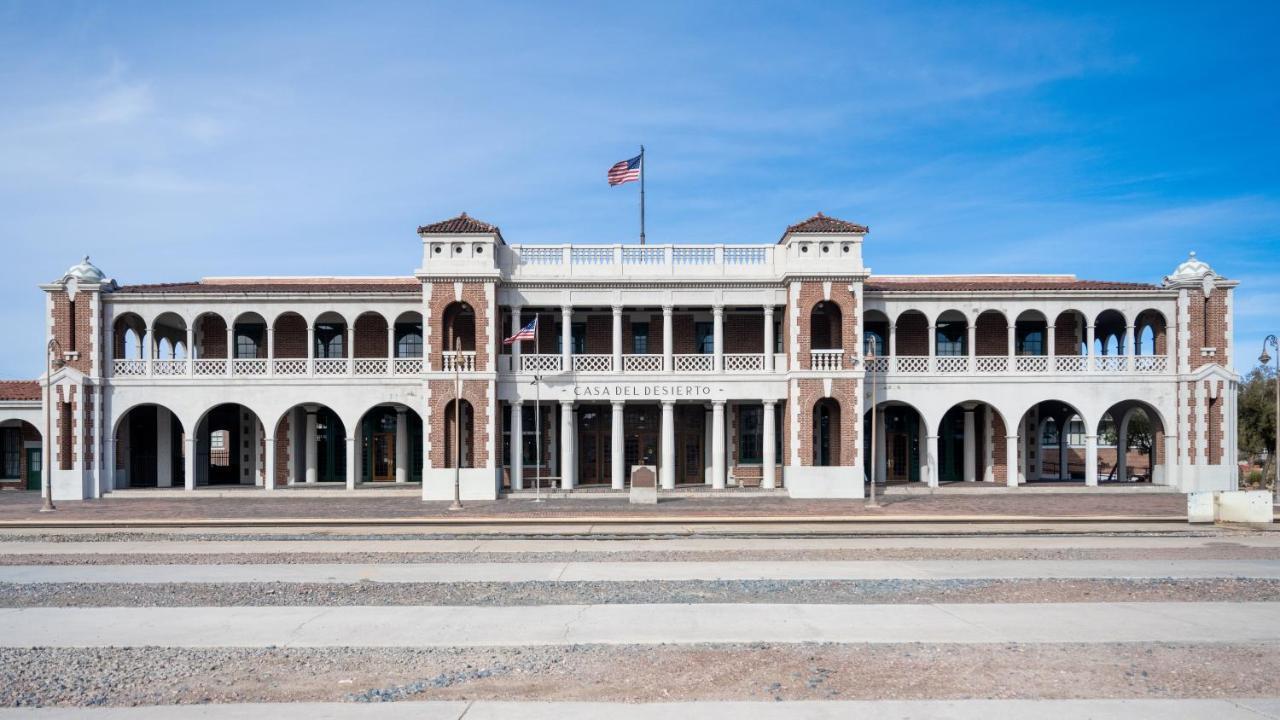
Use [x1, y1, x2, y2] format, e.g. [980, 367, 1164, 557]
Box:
[442, 303, 476, 353]
[445, 399, 474, 468]
[812, 399, 841, 466]
[810, 302, 843, 350]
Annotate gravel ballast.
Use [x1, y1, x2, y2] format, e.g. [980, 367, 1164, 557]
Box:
[3, 643, 1278, 706]
[2, 577, 1277, 607]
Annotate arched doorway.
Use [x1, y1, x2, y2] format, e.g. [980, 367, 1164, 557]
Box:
[864, 402, 924, 484]
[1022, 400, 1087, 481]
[1099, 401, 1167, 484]
[937, 402, 1008, 483]
[357, 404, 423, 483]
[274, 404, 348, 484]
[114, 404, 185, 488]
[444, 398, 474, 468]
[195, 404, 265, 486]
[0, 419, 42, 491]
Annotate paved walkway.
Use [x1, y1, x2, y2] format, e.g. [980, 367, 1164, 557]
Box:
[4, 559, 1278, 583]
[3, 602, 1276, 647]
[2, 699, 1279, 719]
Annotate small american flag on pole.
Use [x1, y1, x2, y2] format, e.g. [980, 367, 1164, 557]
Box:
[607, 153, 642, 186]
[503, 317, 537, 345]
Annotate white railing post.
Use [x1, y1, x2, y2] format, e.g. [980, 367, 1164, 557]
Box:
[143, 327, 153, 377]
[386, 322, 396, 377]
[927, 324, 937, 373]
[1086, 323, 1095, 372]
[1007, 323, 1016, 370]
[1125, 324, 1136, 371]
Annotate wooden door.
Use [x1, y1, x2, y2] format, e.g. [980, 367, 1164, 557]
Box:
[25, 448, 40, 491]
[677, 432, 703, 484]
[371, 432, 395, 482]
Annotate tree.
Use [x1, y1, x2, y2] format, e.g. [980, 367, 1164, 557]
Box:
[1239, 365, 1277, 461]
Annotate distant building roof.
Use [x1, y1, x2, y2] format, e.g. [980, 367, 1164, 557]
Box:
[417, 212, 504, 240]
[865, 275, 1159, 292]
[0, 381, 40, 401]
[115, 278, 421, 295]
[782, 213, 869, 239]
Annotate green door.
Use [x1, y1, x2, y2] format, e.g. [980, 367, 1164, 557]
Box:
[25, 448, 40, 491]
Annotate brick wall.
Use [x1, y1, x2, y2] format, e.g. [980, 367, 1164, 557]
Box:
[585, 314, 611, 354]
[1054, 312, 1081, 355]
[429, 283, 491, 370]
[895, 312, 928, 356]
[198, 315, 228, 358]
[274, 413, 291, 486]
[353, 313, 388, 358]
[796, 283, 857, 368]
[1187, 287, 1229, 369]
[724, 313, 766, 354]
[273, 314, 308, 358]
[49, 290, 94, 375]
[427, 379, 491, 469]
[794, 379, 857, 466]
[975, 312, 1007, 355]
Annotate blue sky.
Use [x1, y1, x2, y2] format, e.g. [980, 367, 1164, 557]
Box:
[1, 1, 1277, 377]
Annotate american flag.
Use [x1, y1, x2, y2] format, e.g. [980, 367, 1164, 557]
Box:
[607, 153, 642, 186]
[503, 317, 538, 345]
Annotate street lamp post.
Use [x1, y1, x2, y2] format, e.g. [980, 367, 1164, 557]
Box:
[866, 336, 880, 509]
[42, 339, 63, 513]
[1261, 335, 1279, 493]
[449, 337, 464, 511]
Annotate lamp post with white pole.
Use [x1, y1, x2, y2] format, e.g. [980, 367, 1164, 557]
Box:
[1261, 335, 1279, 492]
[449, 337, 463, 511]
[42, 339, 63, 513]
[866, 336, 880, 509]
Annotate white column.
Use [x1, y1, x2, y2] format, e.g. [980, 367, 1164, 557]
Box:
[660, 400, 676, 489]
[1117, 412, 1129, 483]
[711, 400, 726, 489]
[183, 435, 196, 492]
[185, 326, 195, 375]
[1007, 323, 1016, 362]
[1125, 324, 1136, 369]
[967, 324, 976, 360]
[345, 436, 357, 490]
[888, 323, 897, 358]
[1086, 323, 1096, 368]
[511, 306, 522, 372]
[263, 437, 276, 492]
[762, 400, 776, 489]
[346, 324, 354, 377]
[559, 400, 576, 490]
[662, 305, 674, 372]
[924, 434, 939, 488]
[763, 306, 775, 371]
[386, 322, 396, 376]
[962, 408, 976, 482]
[155, 406, 172, 488]
[1006, 435, 1020, 487]
[1085, 434, 1099, 486]
[103, 438, 117, 491]
[395, 407, 409, 483]
[225, 325, 234, 376]
[712, 305, 724, 373]
[560, 306, 572, 373]
[306, 326, 316, 375]
[611, 400, 625, 489]
[266, 327, 276, 377]
[142, 327, 153, 376]
[926, 325, 936, 360]
[1047, 324, 1057, 373]
[304, 411, 318, 484]
[1164, 432, 1179, 489]
[510, 401, 524, 491]
[611, 305, 623, 373]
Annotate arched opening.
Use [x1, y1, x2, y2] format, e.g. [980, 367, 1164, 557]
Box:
[975, 310, 1008, 357]
[444, 399, 475, 468]
[1094, 309, 1127, 356]
[353, 312, 389, 359]
[1015, 310, 1048, 356]
[0, 419, 42, 491]
[862, 310, 889, 357]
[357, 404, 424, 483]
[313, 312, 348, 360]
[193, 312, 228, 359]
[1099, 401, 1167, 484]
[271, 312, 308, 374]
[1134, 309, 1168, 371]
[863, 401, 925, 484]
[151, 312, 188, 362]
[1022, 400, 1087, 481]
[810, 301, 843, 350]
[894, 311, 929, 356]
[394, 311, 424, 358]
[273, 404, 348, 485]
[812, 398, 840, 466]
[1052, 310, 1088, 370]
[935, 310, 968, 356]
[232, 312, 267, 359]
[442, 302, 476, 353]
[195, 403, 265, 486]
[113, 405, 185, 488]
[112, 313, 147, 360]
[937, 402, 1008, 483]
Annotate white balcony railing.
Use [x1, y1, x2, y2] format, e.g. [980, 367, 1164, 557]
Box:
[810, 349, 843, 371]
[441, 351, 476, 372]
[314, 358, 349, 375]
[1055, 355, 1088, 373]
[353, 359, 388, 375]
[896, 356, 930, 373]
[864, 356, 889, 374]
[1015, 356, 1049, 373]
[233, 358, 268, 376]
[1133, 355, 1168, 373]
[623, 354, 663, 372]
[936, 356, 969, 373]
[975, 356, 1007, 373]
[1094, 356, 1128, 372]
[192, 359, 226, 376]
[394, 358, 424, 374]
[152, 359, 186, 376]
[674, 354, 714, 372]
[572, 354, 614, 372]
[520, 354, 563, 373]
[724, 353, 765, 372]
[113, 359, 146, 377]
[274, 359, 308, 375]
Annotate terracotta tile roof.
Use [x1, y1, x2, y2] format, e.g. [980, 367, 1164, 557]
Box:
[783, 212, 869, 239]
[115, 278, 421, 295]
[0, 381, 40, 401]
[865, 276, 1160, 292]
[417, 212, 503, 238]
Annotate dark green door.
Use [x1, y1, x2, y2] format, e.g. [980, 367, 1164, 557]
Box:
[25, 448, 40, 490]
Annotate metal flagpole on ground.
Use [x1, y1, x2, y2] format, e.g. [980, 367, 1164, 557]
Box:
[639, 145, 645, 245]
[866, 336, 879, 509]
[533, 314, 543, 502]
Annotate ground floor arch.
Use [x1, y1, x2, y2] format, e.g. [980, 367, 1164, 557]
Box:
[194, 403, 266, 486]
[936, 401, 1008, 484]
[1021, 399, 1088, 483]
[0, 418, 42, 491]
[357, 404, 423, 483]
[863, 401, 925, 484]
[114, 404, 186, 488]
[1098, 400, 1168, 485]
[273, 403, 348, 486]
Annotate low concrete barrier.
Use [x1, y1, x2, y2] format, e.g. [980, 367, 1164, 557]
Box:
[1187, 490, 1274, 524]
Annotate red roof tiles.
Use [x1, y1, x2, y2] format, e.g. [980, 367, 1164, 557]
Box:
[783, 212, 869, 238]
[0, 381, 40, 401]
[865, 276, 1159, 292]
[115, 278, 421, 295]
[417, 212, 503, 238]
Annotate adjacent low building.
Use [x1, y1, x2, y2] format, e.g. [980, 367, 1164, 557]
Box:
[5, 213, 1239, 501]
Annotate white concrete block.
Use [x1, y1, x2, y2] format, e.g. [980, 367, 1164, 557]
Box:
[784, 466, 864, 499]
[422, 468, 499, 501]
[1186, 492, 1216, 524]
[1216, 490, 1274, 524]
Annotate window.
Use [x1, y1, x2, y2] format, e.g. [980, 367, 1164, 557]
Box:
[502, 405, 547, 468]
[315, 324, 345, 358]
[235, 326, 262, 359]
[695, 322, 713, 354]
[1017, 328, 1044, 356]
[1041, 418, 1059, 447]
[1065, 419, 1086, 447]
[863, 331, 885, 356]
[935, 322, 966, 356]
[632, 322, 649, 354]
[396, 327, 423, 358]
[572, 323, 586, 354]
[774, 321, 783, 353]
[738, 406, 762, 464]
[0, 428, 19, 479]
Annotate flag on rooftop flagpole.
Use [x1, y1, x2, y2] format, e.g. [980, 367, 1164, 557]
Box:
[607, 153, 642, 186]
[504, 317, 538, 345]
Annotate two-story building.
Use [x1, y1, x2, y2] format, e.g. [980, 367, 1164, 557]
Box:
[7, 212, 1239, 502]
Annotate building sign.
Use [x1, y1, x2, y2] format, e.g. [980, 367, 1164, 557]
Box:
[573, 383, 713, 399]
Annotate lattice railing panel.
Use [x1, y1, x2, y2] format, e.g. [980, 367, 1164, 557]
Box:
[519, 247, 562, 265]
[520, 354, 563, 373]
[1015, 356, 1049, 373]
[274, 359, 308, 375]
[623, 354, 663, 372]
[724, 247, 766, 264]
[864, 357, 889, 374]
[441, 352, 476, 372]
[353, 359, 388, 375]
[572, 354, 614, 372]
[674, 354, 714, 372]
[152, 360, 187, 376]
[192, 359, 227, 376]
[314, 359, 349, 375]
[724, 353, 765, 372]
[1094, 356, 1128, 372]
[394, 358, 424, 374]
[975, 356, 1008, 373]
[936, 356, 969, 373]
[1055, 356, 1088, 373]
[895, 356, 930, 373]
[810, 350, 843, 371]
[233, 359, 268, 376]
[113, 359, 146, 377]
[1134, 356, 1168, 373]
[622, 247, 665, 265]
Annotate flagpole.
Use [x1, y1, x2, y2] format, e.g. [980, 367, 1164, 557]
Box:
[639, 145, 646, 245]
[532, 314, 543, 503]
